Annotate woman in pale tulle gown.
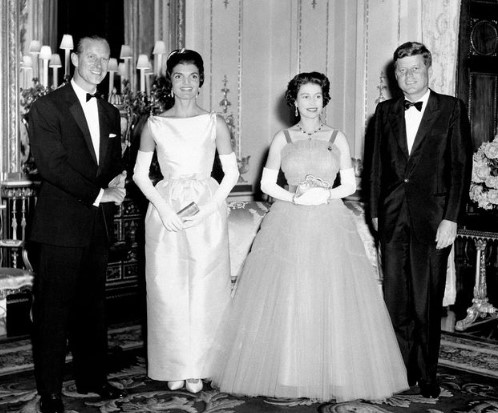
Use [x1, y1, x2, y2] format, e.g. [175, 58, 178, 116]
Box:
[209, 72, 408, 402]
[133, 49, 239, 394]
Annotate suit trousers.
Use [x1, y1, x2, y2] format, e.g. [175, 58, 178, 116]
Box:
[32, 212, 109, 396]
[381, 201, 451, 385]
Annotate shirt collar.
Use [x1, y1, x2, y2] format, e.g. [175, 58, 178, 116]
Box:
[405, 89, 431, 105]
[71, 79, 97, 105]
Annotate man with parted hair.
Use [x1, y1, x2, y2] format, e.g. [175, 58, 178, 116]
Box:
[367, 41, 472, 398]
[28, 35, 127, 413]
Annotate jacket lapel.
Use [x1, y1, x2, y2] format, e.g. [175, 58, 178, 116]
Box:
[388, 98, 409, 159]
[97, 100, 110, 168]
[409, 91, 440, 156]
[66, 86, 98, 165]
[406, 92, 441, 174]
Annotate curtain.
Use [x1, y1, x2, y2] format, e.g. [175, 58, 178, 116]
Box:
[422, 0, 461, 96]
[421, 0, 462, 307]
[123, 0, 185, 92]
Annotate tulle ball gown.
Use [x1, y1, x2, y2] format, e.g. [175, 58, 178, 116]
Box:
[209, 130, 408, 402]
[144, 113, 232, 381]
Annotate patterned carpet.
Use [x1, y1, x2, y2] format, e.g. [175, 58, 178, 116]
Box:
[1, 325, 498, 412]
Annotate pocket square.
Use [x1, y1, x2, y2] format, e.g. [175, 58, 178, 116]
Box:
[109, 133, 117, 138]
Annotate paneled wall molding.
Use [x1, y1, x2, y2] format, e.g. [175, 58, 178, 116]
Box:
[208, 0, 243, 167]
[188, 0, 363, 188]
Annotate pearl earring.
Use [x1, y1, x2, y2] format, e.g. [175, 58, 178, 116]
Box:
[295, 105, 299, 117]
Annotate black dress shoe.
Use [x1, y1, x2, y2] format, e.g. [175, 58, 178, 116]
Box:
[397, 385, 421, 396]
[76, 382, 127, 399]
[419, 381, 440, 398]
[39, 394, 64, 413]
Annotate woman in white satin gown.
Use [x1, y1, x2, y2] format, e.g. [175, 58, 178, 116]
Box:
[133, 49, 239, 394]
[209, 72, 408, 402]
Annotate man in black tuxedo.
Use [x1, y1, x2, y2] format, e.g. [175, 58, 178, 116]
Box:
[28, 35, 127, 413]
[368, 42, 472, 398]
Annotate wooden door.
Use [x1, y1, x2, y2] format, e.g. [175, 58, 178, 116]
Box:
[457, 0, 498, 151]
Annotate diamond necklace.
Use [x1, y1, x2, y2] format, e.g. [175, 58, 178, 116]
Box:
[297, 122, 323, 138]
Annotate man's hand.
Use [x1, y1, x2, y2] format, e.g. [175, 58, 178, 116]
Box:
[109, 170, 127, 188]
[101, 187, 126, 205]
[435, 219, 457, 250]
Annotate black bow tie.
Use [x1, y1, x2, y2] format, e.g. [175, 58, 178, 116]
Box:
[404, 100, 423, 111]
[86, 93, 98, 102]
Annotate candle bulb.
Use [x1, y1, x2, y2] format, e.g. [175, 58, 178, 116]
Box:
[22, 55, 33, 89]
[59, 34, 74, 80]
[39, 45, 52, 88]
[49, 53, 62, 89]
[107, 58, 118, 100]
[29, 40, 41, 82]
[136, 54, 150, 93]
[145, 70, 153, 96]
[152, 40, 166, 76]
[118, 62, 126, 94]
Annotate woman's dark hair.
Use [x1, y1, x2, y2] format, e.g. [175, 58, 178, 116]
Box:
[166, 48, 205, 87]
[285, 72, 331, 109]
[393, 41, 432, 68]
[154, 49, 205, 110]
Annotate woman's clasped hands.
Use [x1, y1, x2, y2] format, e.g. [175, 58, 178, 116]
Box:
[182, 201, 217, 229]
[156, 203, 184, 232]
[293, 187, 330, 205]
[156, 202, 216, 231]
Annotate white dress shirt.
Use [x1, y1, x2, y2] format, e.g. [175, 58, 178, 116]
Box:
[405, 89, 430, 155]
[71, 80, 104, 205]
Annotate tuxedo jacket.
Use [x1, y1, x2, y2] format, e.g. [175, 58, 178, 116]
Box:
[28, 83, 123, 248]
[368, 90, 472, 244]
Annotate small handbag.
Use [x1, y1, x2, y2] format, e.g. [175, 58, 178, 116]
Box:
[177, 202, 200, 218]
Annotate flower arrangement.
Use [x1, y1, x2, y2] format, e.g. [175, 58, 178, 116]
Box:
[469, 134, 498, 210]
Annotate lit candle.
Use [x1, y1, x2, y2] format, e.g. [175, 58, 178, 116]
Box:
[136, 54, 150, 93]
[29, 40, 41, 81]
[152, 40, 166, 76]
[59, 34, 74, 80]
[107, 58, 118, 100]
[118, 62, 126, 93]
[49, 54, 62, 88]
[39, 45, 52, 88]
[145, 70, 153, 96]
[22, 55, 33, 89]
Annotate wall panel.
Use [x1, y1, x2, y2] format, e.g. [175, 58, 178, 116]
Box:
[186, 0, 458, 193]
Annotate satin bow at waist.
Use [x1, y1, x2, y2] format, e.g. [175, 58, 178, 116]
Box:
[162, 172, 212, 181]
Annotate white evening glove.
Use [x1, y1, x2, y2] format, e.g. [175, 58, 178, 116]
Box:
[183, 152, 239, 227]
[133, 150, 183, 232]
[294, 187, 330, 205]
[260, 167, 295, 202]
[328, 167, 357, 199]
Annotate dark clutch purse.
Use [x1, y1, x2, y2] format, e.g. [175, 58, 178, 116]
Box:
[295, 174, 332, 197]
[177, 202, 200, 218]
